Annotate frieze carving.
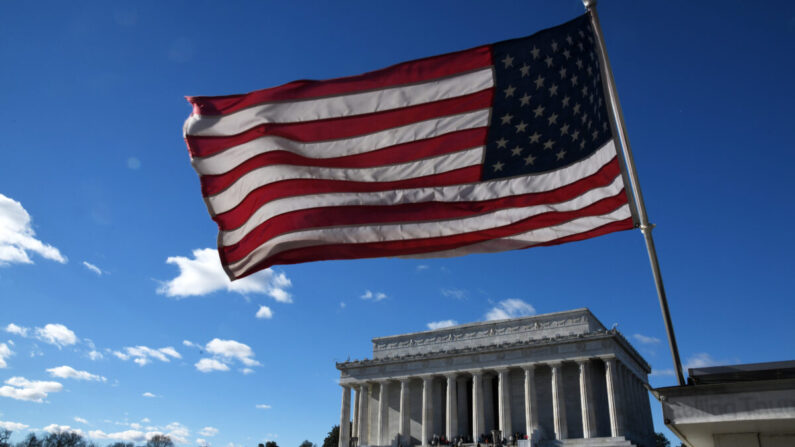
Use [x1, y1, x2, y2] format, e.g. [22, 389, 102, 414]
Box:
[372, 309, 604, 360]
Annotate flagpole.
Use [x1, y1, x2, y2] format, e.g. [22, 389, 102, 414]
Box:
[583, 0, 686, 386]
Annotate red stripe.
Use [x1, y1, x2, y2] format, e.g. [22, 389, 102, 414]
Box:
[187, 46, 492, 116]
[220, 159, 622, 264]
[211, 166, 482, 229]
[200, 128, 488, 196]
[227, 198, 633, 279]
[186, 89, 493, 158]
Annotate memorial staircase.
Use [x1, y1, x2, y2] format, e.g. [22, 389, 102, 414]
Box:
[538, 437, 636, 447]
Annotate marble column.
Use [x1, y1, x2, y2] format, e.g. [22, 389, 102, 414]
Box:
[577, 360, 596, 438]
[522, 364, 538, 439]
[496, 368, 512, 437]
[399, 378, 410, 445]
[339, 385, 352, 447]
[620, 365, 634, 441]
[359, 383, 370, 444]
[471, 371, 485, 442]
[445, 374, 458, 439]
[421, 376, 433, 447]
[353, 385, 360, 443]
[550, 363, 567, 440]
[378, 381, 389, 446]
[603, 357, 623, 437]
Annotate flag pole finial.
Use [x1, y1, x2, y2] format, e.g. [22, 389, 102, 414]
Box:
[582, 0, 597, 9]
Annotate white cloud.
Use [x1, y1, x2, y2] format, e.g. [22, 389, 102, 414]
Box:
[632, 334, 661, 345]
[360, 290, 387, 301]
[46, 365, 106, 382]
[240, 368, 254, 375]
[0, 420, 29, 431]
[339, 302, 346, 309]
[195, 358, 229, 373]
[255, 404, 271, 410]
[205, 339, 260, 367]
[44, 424, 83, 435]
[88, 350, 103, 361]
[142, 392, 158, 398]
[441, 288, 466, 299]
[82, 261, 103, 275]
[35, 324, 78, 348]
[650, 368, 674, 377]
[484, 299, 536, 321]
[684, 353, 721, 369]
[0, 342, 13, 368]
[163, 422, 190, 444]
[5, 323, 28, 337]
[255, 305, 273, 319]
[74, 417, 89, 425]
[89, 429, 146, 442]
[196, 439, 209, 447]
[182, 340, 199, 348]
[427, 320, 458, 330]
[0, 193, 67, 266]
[416, 264, 429, 271]
[113, 346, 180, 366]
[199, 427, 218, 437]
[0, 376, 63, 402]
[157, 248, 292, 302]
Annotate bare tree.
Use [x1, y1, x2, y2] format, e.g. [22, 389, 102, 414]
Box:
[145, 435, 173, 447]
[0, 429, 12, 447]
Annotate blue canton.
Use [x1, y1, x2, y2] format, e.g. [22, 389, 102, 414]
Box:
[482, 15, 611, 181]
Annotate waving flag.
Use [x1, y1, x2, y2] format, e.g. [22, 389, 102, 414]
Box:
[183, 14, 635, 280]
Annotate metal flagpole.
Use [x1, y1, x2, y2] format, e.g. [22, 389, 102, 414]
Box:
[582, 0, 686, 386]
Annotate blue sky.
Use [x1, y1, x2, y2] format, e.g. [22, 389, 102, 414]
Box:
[1, 1, 794, 446]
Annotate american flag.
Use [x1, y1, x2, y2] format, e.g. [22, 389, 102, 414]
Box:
[183, 14, 635, 280]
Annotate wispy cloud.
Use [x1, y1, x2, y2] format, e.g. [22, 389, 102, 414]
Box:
[415, 265, 429, 271]
[157, 248, 292, 302]
[195, 358, 229, 373]
[360, 290, 387, 301]
[5, 323, 79, 349]
[0, 193, 67, 266]
[44, 424, 83, 435]
[441, 288, 467, 299]
[74, 417, 89, 425]
[5, 323, 28, 337]
[484, 299, 536, 321]
[113, 346, 180, 366]
[47, 365, 106, 382]
[82, 261, 104, 275]
[0, 376, 63, 402]
[0, 420, 29, 431]
[0, 342, 13, 368]
[142, 392, 158, 398]
[255, 404, 271, 410]
[427, 320, 458, 330]
[632, 334, 661, 345]
[199, 427, 218, 437]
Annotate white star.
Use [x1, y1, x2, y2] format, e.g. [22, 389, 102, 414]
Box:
[500, 113, 513, 125]
[580, 139, 586, 149]
[581, 86, 588, 96]
[576, 59, 584, 69]
[511, 146, 523, 156]
[495, 137, 508, 149]
[504, 85, 516, 98]
[515, 121, 528, 133]
[547, 113, 558, 125]
[493, 161, 505, 172]
[560, 123, 570, 135]
[531, 46, 540, 59]
[573, 103, 581, 115]
[578, 30, 585, 38]
[578, 42, 584, 51]
[544, 56, 554, 68]
[571, 75, 578, 86]
[562, 96, 571, 107]
[519, 63, 530, 77]
[533, 105, 545, 118]
[592, 130, 599, 141]
[534, 75, 545, 89]
[581, 113, 589, 124]
[571, 130, 580, 141]
[551, 40, 559, 52]
[587, 65, 593, 76]
[529, 132, 541, 144]
[556, 149, 566, 160]
[549, 84, 558, 96]
[562, 49, 571, 60]
[543, 139, 555, 150]
[524, 154, 536, 165]
[501, 54, 514, 68]
[559, 67, 567, 79]
[566, 34, 574, 45]
[603, 122, 609, 131]
[519, 93, 531, 106]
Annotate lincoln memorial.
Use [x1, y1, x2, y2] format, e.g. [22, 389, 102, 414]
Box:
[336, 308, 654, 447]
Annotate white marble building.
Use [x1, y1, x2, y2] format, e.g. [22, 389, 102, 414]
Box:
[336, 309, 654, 447]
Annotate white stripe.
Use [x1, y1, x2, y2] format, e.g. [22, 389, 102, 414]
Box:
[401, 205, 632, 259]
[192, 109, 491, 175]
[208, 147, 484, 214]
[220, 139, 618, 246]
[185, 68, 494, 136]
[227, 181, 629, 276]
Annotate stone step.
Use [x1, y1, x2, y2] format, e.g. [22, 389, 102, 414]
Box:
[538, 437, 635, 447]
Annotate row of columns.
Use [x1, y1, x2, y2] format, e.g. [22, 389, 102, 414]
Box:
[339, 357, 648, 447]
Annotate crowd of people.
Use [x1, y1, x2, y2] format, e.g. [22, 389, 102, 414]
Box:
[428, 432, 527, 447]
